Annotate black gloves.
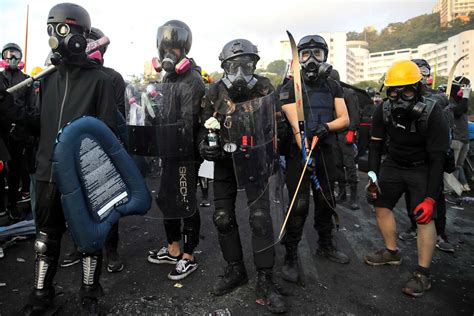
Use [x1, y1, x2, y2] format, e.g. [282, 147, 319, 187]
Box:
[199, 140, 223, 161]
[307, 123, 329, 140]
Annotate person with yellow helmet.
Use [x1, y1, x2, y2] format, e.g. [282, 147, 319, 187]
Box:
[364, 60, 450, 298]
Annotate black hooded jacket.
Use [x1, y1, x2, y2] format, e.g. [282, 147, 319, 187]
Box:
[3, 57, 117, 182]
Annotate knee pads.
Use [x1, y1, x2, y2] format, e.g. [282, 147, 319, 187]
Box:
[213, 209, 235, 234]
[249, 209, 272, 238]
[34, 231, 61, 257]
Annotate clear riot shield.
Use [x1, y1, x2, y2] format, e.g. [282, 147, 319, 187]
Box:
[221, 93, 286, 252]
[125, 82, 196, 219]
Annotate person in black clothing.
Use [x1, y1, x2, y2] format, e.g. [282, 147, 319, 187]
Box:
[199, 38, 287, 314]
[0, 3, 118, 314]
[397, 58, 456, 254]
[60, 26, 126, 273]
[364, 60, 450, 298]
[279, 35, 350, 284]
[0, 81, 12, 221]
[329, 70, 360, 210]
[146, 20, 205, 281]
[0, 43, 34, 221]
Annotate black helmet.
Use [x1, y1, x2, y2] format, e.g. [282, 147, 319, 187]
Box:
[219, 39, 259, 65]
[47, 3, 91, 36]
[411, 59, 430, 71]
[87, 27, 108, 54]
[157, 20, 192, 61]
[297, 35, 328, 62]
[2, 43, 22, 60]
[366, 87, 376, 98]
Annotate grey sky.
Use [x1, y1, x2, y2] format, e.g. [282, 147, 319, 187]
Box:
[0, 0, 436, 79]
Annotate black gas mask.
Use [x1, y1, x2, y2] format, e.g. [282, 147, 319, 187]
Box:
[161, 50, 180, 72]
[387, 85, 423, 128]
[47, 23, 87, 63]
[299, 47, 332, 81]
[221, 55, 257, 98]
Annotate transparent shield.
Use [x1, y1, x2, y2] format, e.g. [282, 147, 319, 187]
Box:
[125, 82, 196, 219]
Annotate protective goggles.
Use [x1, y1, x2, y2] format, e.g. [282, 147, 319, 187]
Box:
[419, 66, 430, 77]
[387, 85, 417, 102]
[47, 23, 71, 37]
[299, 48, 325, 63]
[2, 48, 21, 60]
[222, 56, 255, 75]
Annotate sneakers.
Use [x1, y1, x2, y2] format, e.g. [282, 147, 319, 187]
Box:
[18, 192, 31, 203]
[60, 249, 81, 268]
[106, 250, 124, 273]
[398, 228, 417, 241]
[200, 200, 211, 207]
[316, 243, 350, 264]
[364, 248, 402, 266]
[436, 235, 455, 253]
[402, 271, 432, 297]
[168, 258, 198, 280]
[462, 184, 471, 192]
[147, 246, 181, 264]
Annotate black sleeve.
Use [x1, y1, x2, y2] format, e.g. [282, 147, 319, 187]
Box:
[278, 79, 295, 105]
[369, 103, 385, 139]
[425, 104, 450, 200]
[95, 75, 118, 134]
[367, 104, 386, 175]
[451, 97, 468, 117]
[112, 71, 126, 117]
[327, 78, 344, 99]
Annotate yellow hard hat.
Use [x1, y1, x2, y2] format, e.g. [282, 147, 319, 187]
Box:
[384, 60, 422, 87]
[30, 66, 43, 77]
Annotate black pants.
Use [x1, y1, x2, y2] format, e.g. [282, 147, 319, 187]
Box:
[163, 210, 201, 255]
[213, 158, 275, 269]
[0, 167, 6, 210]
[282, 142, 336, 247]
[334, 133, 358, 185]
[105, 222, 120, 252]
[7, 140, 30, 207]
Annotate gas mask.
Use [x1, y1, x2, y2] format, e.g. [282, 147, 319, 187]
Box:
[419, 65, 431, 86]
[221, 55, 257, 97]
[158, 50, 190, 74]
[1, 49, 24, 70]
[387, 85, 422, 128]
[47, 23, 87, 62]
[298, 47, 332, 81]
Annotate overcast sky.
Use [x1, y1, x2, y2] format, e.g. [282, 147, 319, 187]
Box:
[0, 0, 436, 79]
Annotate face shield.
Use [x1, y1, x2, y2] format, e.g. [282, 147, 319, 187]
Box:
[221, 55, 258, 97]
[157, 25, 189, 60]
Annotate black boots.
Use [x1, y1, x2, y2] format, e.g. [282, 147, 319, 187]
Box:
[256, 268, 287, 314]
[349, 183, 360, 210]
[316, 239, 350, 264]
[79, 254, 104, 315]
[212, 261, 248, 296]
[281, 245, 299, 283]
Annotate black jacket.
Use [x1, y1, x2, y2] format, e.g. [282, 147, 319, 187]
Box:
[4, 58, 117, 182]
[102, 66, 126, 116]
[163, 59, 206, 156]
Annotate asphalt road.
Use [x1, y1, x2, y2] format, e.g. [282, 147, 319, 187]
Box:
[1, 172, 473, 315]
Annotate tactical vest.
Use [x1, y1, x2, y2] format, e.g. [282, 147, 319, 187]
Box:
[303, 82, 335, 132]
[382, 95, 437, 136]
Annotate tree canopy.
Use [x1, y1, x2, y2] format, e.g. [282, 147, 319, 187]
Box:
[347, 13, 474, 52]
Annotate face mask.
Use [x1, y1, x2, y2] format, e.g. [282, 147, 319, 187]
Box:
[1, 58, 24, 70]
[161, 51, 179, 72]
[221, 56, 257, 96]
[47, 23, 87, 60]
[301, 57, 332, 81]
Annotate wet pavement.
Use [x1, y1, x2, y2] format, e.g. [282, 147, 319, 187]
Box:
[1, 172, 473, 315]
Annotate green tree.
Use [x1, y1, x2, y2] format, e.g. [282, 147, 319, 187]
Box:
[266, 60, 287, 76]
